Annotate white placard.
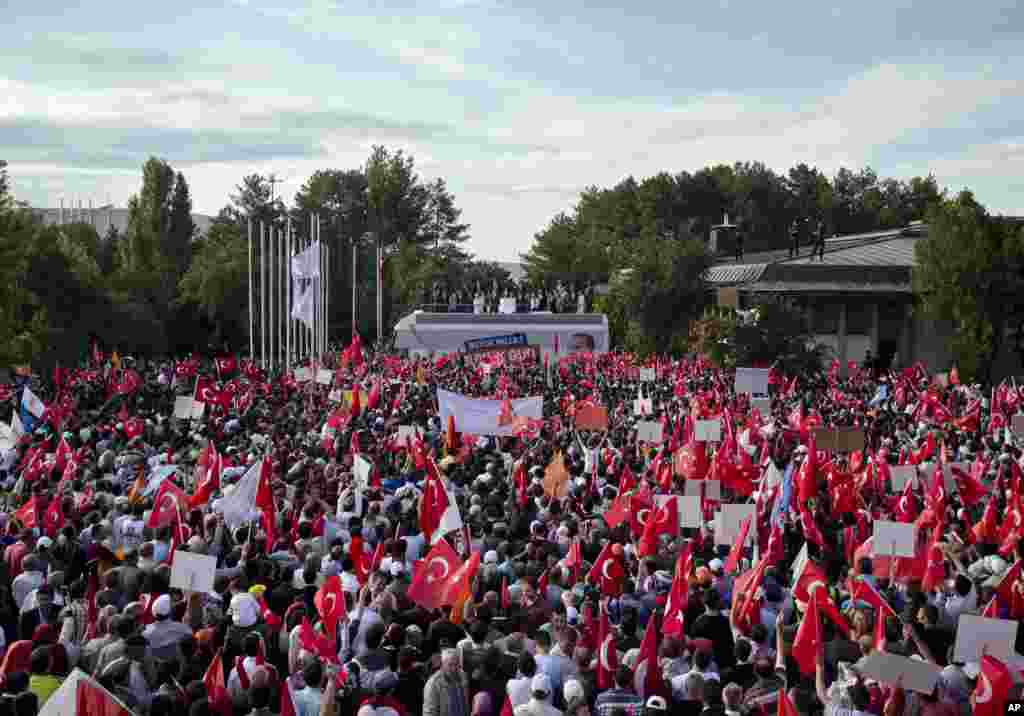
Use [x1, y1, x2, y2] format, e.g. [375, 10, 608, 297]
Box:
[316, 369, 334, 385]
[328, 389, 343, 403]
[189, 401, 206, 420]
[354, 455, 373, 488]
[170, 551, 217, 595]
[858, 651, 942, 695]
[790, 544, 810, 588]
[397, 425, 423, 442]
[633, 398, 654, 417]
[695, 419, 722, 442]
[872, 520, 916, 558]
[952, 614, 1018, 664]
[716, 504, 755, 545]
[1013, 414, 1024, 436]
[890, 466, 918, 492]
[751, 397, 772, 415]
[705, 479, 721, 501]
[639, 368, 656, 382]
[173, 396, 194, 420]
[294, 366, 312, 382]
[680, 495, 703, 528]
[499, 297, 517, 314]
[684, 480, 703, 497]
[636, 421, 663, 443]
[735, 367, 770, 395]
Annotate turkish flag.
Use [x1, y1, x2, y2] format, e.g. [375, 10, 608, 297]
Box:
[791, 591, 821, 676]
[43, 497, 65, 538]
[563, 539, 583, 584]
[123, 416, 145, 440]
[147, 479, 188, 529]
[203, 648, 232, 716]
[797, 433, 818, 502]
[441, 550, 481, 609]
[215, 355, 237, 377]
[407, 539, 461, 611]
[367, 379, 382, 411]
[634, 613, 669, 701]
[777, 689, 800, 716]
[951, 463, 987, 507]
[922, 523, 947, 592]
[638, 497, 679, 558]
[723, 515, 752, 575]
[255, 457, 276, 551]
[298, 617, 339, 663]
[663, 548, 691, 639]
[419, 460, 450, 541]
[596, 604, 618, 690]
[587, 542, 624, 597]
[314, 575, 346, 643]
[674, 441, 708, 480]
[14, 496, 38, 530]
[974, 654, 1013, 716]
[189, 442, 222, 509]
[76, 678, 134, 716]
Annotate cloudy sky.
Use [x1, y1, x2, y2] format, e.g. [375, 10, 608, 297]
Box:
[3, 0, 1023, 260]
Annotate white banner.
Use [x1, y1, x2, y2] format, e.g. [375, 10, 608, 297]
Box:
[437, 389, 543, 437]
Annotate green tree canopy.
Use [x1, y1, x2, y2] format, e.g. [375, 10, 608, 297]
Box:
[914, 191, 1024, 382]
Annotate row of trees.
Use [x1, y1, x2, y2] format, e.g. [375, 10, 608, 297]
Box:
[0, 148, 517, 370]
[522, 163, 946, 357]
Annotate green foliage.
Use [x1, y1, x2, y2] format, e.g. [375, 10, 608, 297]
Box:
[612, 237, 710, 355]
[913, 191, 1024, 382]
[178, 209, 249, 343]
[691, 301, 829, 376]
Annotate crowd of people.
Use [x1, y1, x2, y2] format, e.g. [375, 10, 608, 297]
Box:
[0, 341, 1020, 716]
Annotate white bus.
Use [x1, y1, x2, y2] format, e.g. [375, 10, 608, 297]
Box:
[393, 311, 610, 358]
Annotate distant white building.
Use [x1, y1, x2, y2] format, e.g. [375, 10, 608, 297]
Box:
[31, 206, 214, 237]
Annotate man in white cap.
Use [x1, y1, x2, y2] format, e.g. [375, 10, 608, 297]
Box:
[514, 673, 561, 716]
[142, 593, 193, 661]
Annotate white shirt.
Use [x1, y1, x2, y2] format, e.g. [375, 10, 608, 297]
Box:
[12, 570, 44, 610]
[507, 676, 533, 709]
[228, 592, 262, 628]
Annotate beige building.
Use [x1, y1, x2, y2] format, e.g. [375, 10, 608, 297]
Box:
[705, 225, 963, 373]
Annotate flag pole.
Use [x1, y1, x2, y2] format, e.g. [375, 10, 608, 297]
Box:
[260, 222, 267, 371]
[269, 222, 275, 374]
[352, 237, 357, 342]
[248, 218, 254, 365]
[377, 236, 383, 346]
[286, 216, 292, 373]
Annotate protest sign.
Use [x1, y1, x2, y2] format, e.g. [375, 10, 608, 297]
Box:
[735, 368, 770, 395]
[695, 419, 721, 442]
[872, 520, 916, 558]
[890, 466, 918, 492]
[639, 368, 656, 382]
[294, 366, 312, 382]
[858, 652, 941, 695]
[952, 614, 1018, 664]
[636, 421, 663, 443]
[173, 397, 194, 420]
[716, 504, 755, 546]
[170, 551, 217, 595]
[316, 369, 334, 385]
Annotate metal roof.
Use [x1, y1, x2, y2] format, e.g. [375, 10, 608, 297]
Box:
[744, 280, 914, 295]
[412, 312, 607, 326]
[782, 236, 919, 268]
[704, 263, 767, 285]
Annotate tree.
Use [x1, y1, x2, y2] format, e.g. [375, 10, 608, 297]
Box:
[612, 236, 710, 355]
[914, 191, 1024, 382]
[231, 174, 285, 225]
[178, 209, 249, 346]
[166, 171, 196, 277]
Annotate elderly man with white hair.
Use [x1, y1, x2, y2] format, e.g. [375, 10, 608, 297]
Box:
[423, 647, 470, 716]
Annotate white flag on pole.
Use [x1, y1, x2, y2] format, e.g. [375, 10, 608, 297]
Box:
[22, 387, 46, 419]
[213, 459, 263, 528]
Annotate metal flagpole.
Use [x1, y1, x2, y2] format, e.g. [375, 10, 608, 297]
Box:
[269, 223, 275, 373]
[325, 230, 330, 358]
[308, 214, 314, 362]
[286, 216, 292, 372]
[352, 238, 357, 340]
[377, 236, 383, 346]
[282, 221, 287, 370]
[248, 218, 254, 363]
[260, 222, 267, 370]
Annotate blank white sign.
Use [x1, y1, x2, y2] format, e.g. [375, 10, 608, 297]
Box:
[735, 368, 770, 395]
[173, 396, 194, 420]
[872, 520, 916, 558]
[889, 466, 918, 492]
[716, 504, 755, 546]
[639, 368, 656, 382]
[695, 419, 722, 442]
[294, 366, 312, 382]
[170, 551, 217, 595]
[751, 397, 772, 415]
[636, 421, 663, 443]
[952, 614, 1018, 664]
[316, 369, 334, 385]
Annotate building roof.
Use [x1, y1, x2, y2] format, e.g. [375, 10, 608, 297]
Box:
[781, 236, 918, 268]
[704, 263, 768, 285]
